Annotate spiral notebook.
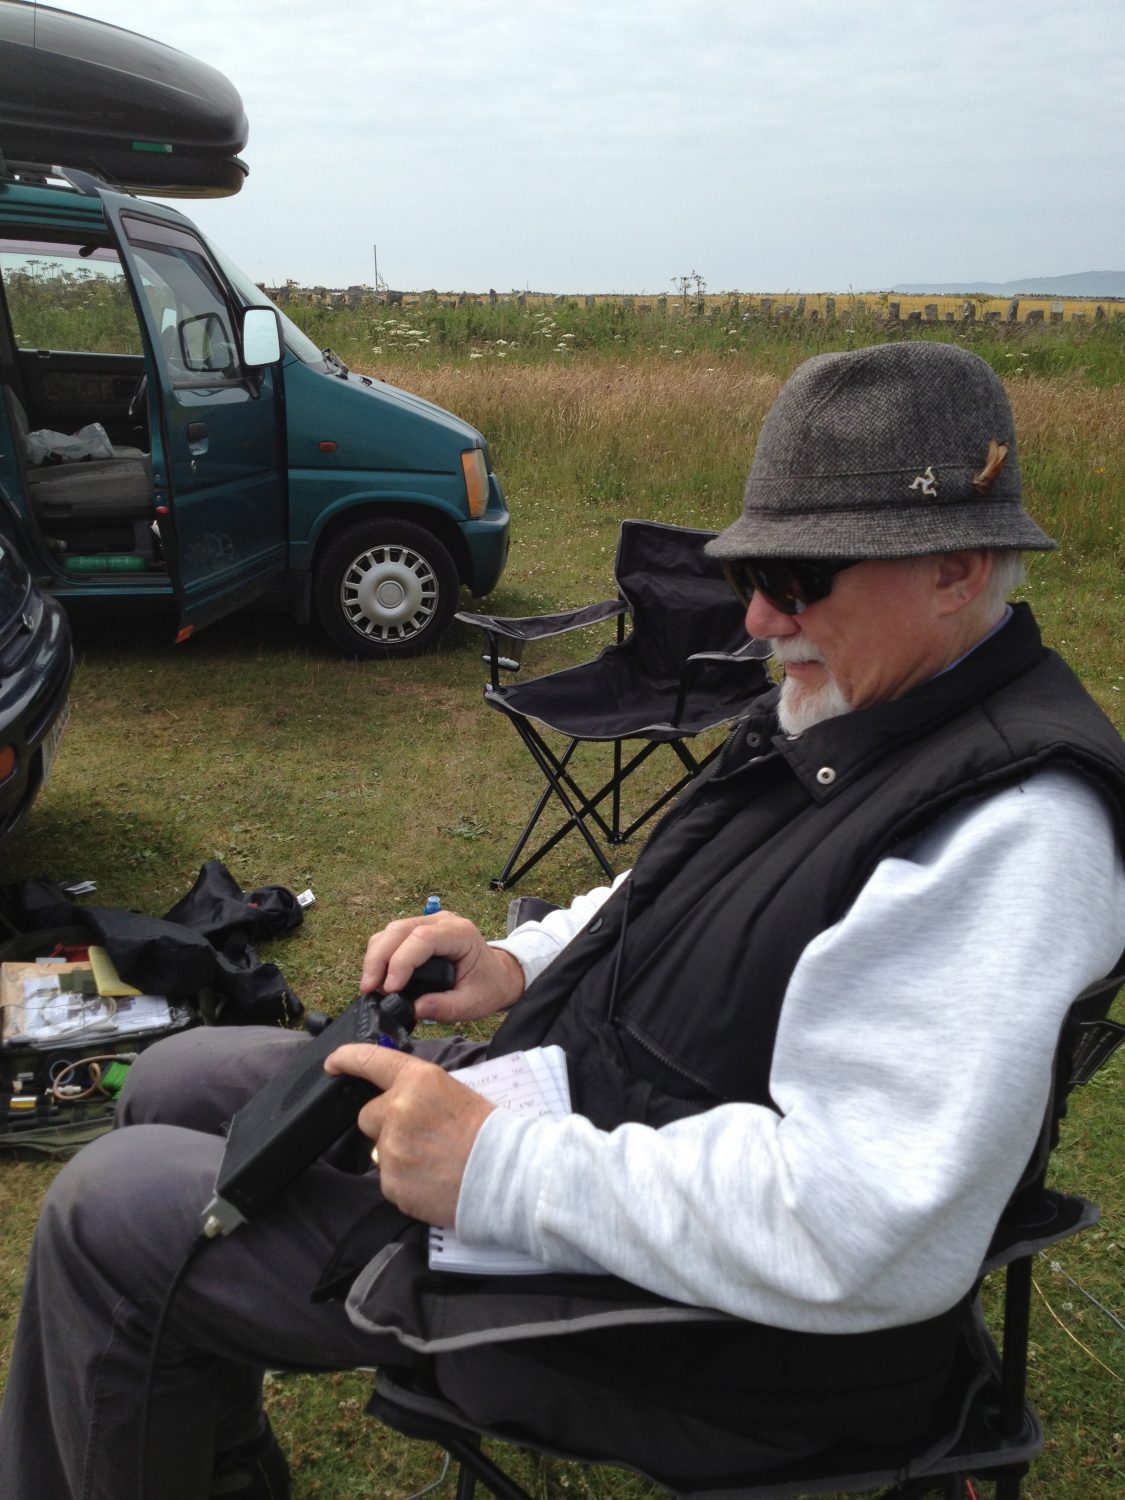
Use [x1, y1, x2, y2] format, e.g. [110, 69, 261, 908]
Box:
[428, 1046, 572, 1274]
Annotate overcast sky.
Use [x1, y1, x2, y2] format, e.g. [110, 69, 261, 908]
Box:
[40, 1, 1125, 294]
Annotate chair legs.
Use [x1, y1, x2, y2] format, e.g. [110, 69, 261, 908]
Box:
[998, 1260, 1032, 1435]
[490, 728, 619, 890]
[490, 724, 725, 890]
[442, 1433, 534, 1500]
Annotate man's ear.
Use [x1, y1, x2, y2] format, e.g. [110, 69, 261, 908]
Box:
[933, 550, 993, 616]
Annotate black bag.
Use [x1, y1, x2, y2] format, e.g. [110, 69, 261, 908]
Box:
[0, 863, 306, 1156]
[1, 860, 305, 1025]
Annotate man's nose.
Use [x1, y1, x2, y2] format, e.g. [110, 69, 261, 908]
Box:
[745, 592, 799, 639]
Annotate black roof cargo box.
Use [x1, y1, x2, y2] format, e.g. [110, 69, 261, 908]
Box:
[0, 1, 248, 197]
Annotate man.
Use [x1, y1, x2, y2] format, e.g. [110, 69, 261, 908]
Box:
[2, 342, 1123, 1500]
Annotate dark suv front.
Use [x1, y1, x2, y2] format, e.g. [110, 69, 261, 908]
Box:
[0, 528, 72, 836]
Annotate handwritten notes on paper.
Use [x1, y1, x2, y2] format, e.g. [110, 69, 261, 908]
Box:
[428, 1046, 571, 1275]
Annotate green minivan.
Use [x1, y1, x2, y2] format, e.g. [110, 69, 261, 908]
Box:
[0, 5, 509, 657]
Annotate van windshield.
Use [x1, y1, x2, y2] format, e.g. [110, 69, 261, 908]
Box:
[206, 243, 325, 367]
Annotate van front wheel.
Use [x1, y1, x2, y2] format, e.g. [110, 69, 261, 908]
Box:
[314, 520, 459, 658]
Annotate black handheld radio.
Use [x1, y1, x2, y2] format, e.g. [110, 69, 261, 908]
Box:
[201, 957, 454, 1236]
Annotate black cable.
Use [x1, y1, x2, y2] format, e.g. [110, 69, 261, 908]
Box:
[137, 1229, 211, 1499]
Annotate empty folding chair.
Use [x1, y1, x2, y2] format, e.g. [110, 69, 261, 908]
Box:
[455, 519, 772, 889]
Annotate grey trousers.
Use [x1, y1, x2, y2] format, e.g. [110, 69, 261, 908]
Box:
[0, 1024, 480, 1500]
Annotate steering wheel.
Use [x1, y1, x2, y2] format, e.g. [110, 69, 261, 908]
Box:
[128, 373, 148, 422]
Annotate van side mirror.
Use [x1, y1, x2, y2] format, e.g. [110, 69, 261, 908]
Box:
[242, 307, 283, 367]
[180, 312, 237, 375]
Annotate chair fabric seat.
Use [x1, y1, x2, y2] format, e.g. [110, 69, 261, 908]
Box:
[485, 646, 762, 742]
[367, 1299, 1034, 1499]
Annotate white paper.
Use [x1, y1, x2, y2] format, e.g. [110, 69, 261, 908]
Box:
[3, 977, 174, 1046]
[427, 1046, 572, 1275]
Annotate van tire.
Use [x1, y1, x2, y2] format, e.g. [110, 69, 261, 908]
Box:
[314, 519, 459, 658]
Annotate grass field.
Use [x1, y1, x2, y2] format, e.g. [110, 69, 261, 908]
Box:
[283, 294, 1125, 396]
[0, 324, 1122, 1498]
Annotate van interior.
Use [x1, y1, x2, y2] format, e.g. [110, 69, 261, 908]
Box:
[0, 225, 236, 577]
[0, 231, 158, 573]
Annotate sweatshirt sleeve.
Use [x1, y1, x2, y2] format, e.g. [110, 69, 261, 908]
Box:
[455, 769, 1125, 1331]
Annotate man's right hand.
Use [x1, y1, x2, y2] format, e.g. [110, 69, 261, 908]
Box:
[360, 911, 526, 1023]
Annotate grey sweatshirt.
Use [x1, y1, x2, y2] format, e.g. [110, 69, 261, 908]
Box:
[456, 769, 1125, 1332]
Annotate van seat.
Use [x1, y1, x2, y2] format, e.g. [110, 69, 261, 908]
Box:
[4, 385, 154, 521]
[26, 455, 154, 520]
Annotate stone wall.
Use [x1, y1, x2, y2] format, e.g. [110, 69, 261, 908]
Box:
[265, 283, 1123, 326]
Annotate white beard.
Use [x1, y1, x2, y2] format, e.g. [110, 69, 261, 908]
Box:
[771, 640, 853, 735]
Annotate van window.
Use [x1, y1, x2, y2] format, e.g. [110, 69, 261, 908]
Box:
[0, 237, 143, 354]
[119, 215, 242, 384]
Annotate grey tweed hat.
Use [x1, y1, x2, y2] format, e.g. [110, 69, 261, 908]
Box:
[706, 341, 1055, 560]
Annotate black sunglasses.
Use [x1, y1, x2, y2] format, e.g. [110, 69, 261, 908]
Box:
[721, 557, 863, 615]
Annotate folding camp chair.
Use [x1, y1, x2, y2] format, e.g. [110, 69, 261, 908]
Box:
[366, 967, 1124, 1500]
[455, 520, 772, 890]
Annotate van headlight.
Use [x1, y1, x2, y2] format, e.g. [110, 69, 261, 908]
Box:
[460, 448, 489, 518]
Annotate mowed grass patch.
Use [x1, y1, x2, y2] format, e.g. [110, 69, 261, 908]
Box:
[1, 346, 1122, 1499]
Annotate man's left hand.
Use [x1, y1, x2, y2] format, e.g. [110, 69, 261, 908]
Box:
[324, 1045, 495, 1225]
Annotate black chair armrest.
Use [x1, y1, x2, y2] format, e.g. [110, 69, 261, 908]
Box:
[671, 637, 773, 724]
[686, 637, 774, 666]
[505, 895, 563, 934]
[456, 598, 627, 643]
[457, 600, 629, 687]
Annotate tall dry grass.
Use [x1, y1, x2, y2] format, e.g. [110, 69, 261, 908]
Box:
[1007, 378, 1124, 554]
[357, 355, 1124, 565]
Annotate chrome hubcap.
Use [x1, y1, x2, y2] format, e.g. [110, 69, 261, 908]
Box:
[340, 542, 439, 643]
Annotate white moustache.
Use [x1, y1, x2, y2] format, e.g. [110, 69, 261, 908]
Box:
[769, 638, 828, 667]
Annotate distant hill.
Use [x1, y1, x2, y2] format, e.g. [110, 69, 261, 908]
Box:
[891, 271, 1125, 299]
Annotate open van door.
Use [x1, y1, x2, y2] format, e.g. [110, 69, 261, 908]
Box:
[94, 183, 287, 638]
